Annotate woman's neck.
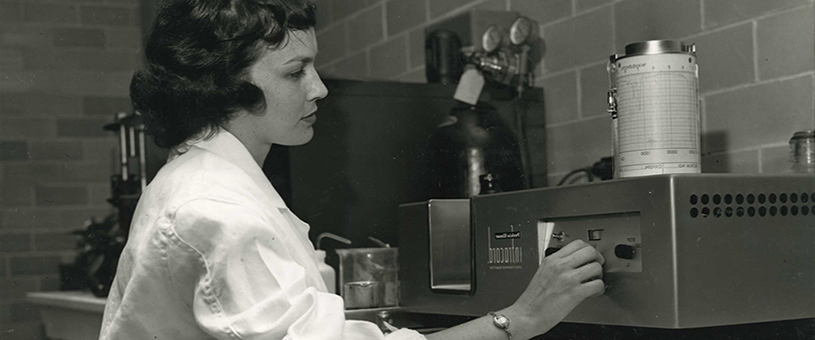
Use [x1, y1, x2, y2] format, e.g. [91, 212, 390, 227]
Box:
[221, 115, 270, 166]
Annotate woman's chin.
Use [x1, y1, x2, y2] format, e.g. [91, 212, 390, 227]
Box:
[278, 129, 314, 146]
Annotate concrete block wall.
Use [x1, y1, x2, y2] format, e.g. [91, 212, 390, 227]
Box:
[314, 0, 815, 185]
[0, 0, 140, 337]
[0, 0, 812, 337]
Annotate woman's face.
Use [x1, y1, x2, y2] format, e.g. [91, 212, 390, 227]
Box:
[245, 27, 327, 146]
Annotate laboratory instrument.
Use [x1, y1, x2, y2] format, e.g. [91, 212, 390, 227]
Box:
[607, 40, 701, 178]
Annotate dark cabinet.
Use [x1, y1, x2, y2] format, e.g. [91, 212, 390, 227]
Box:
[271, 79, 543, 248]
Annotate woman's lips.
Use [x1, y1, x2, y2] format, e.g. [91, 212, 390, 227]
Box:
[302, 112, 317, 124]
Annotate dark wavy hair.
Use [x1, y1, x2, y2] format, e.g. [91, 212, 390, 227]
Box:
[131, 0, 316, 148]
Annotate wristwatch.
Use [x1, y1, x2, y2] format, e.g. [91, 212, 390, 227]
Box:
[488, 311, 513, 340]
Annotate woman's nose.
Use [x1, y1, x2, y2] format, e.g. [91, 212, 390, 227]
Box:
[308, 73, 328, 101]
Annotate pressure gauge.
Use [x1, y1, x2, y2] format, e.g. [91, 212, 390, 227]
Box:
[482, 25, 502, 52]
[509, 16, 533, 45]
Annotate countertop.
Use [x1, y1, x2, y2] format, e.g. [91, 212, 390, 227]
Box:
[27, 290, 106, 313]
[26, 291, 460, 337]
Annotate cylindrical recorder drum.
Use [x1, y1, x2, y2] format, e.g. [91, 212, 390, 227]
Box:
[608, 40, 701, 178]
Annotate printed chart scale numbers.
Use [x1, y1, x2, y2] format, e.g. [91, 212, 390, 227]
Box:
[615, 54, 700, 177]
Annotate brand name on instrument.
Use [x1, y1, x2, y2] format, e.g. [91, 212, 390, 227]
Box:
[488, 227, 522, 266]
[489, 246, 522, 264]
[494, 231, 521, 239]
[620, 63, 647, 72]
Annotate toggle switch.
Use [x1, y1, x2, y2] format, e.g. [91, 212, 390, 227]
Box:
[614, 244, 636, 260]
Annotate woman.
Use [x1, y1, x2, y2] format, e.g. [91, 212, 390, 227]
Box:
[100, 0, 606, 339]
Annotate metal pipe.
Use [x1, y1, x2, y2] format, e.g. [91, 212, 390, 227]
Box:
[129, 126, 136, 158]
[117, 112, 129, 181]
[138, 125, 147, 190]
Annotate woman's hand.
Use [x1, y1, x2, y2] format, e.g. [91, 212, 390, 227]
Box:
[503, 239, 606, 339]
[424, 240, 605, 340]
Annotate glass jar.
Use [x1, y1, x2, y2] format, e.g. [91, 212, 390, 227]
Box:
[335, 248, 399, 309]
[789, 130, 815, 174]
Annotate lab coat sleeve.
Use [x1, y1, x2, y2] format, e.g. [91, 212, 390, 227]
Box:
[168, 198, 349, 339]
[167, 198, 427, 340]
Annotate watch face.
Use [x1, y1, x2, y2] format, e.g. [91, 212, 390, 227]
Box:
[494, 314, 510, 328]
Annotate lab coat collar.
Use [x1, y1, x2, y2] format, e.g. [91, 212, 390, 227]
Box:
[181, 129, 288, 209]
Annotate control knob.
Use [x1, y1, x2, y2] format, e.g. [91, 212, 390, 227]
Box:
[614, 244, 636, 260]
[544, 247, 560, 257]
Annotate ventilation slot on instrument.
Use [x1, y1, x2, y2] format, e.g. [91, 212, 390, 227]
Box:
[688, 192, 815, 218]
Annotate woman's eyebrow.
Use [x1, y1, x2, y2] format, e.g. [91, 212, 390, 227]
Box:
[283, 56, 313, 65]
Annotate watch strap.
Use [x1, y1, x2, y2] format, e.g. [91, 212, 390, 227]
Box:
[488, 311, 513, 340]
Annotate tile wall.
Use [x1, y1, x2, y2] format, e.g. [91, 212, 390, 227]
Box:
[0, 0, 813, 337]
[313, 0, 815, 184]
[0, 0, 139, 338]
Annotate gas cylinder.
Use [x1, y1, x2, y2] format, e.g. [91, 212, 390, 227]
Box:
[427, 102, 526, 198]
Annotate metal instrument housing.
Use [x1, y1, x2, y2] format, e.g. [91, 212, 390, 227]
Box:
[399, 174, 815, 328]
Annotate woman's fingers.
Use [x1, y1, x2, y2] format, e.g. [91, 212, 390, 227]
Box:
[592, 247, 605, 266]
[549, 239, 589, 259]
[561, 243, 605, 268]
[578, 278, 606, 298]
[571, 261, 603, 283]
[550, 240, 606, 266]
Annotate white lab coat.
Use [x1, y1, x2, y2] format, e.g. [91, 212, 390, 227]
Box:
[99, 129, 424, 340]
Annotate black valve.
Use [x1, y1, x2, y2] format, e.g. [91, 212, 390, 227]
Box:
[614, 244, 636, 260]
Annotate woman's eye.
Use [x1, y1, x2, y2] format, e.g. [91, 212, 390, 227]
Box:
[290, 69, 306, 79]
